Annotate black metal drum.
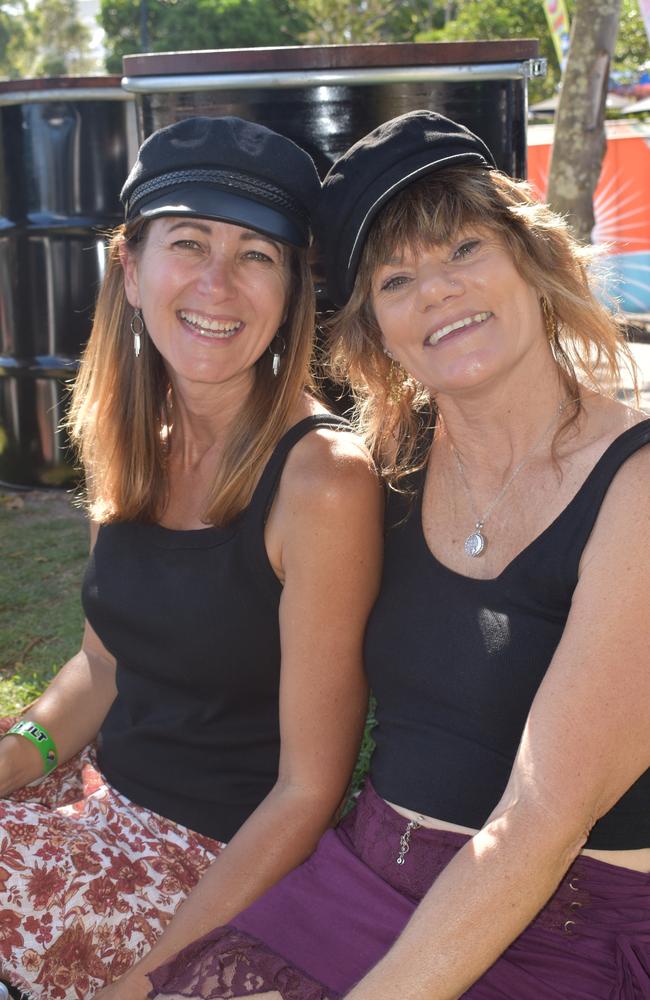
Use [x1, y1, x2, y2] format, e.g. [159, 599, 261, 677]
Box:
[122, 41, 544, 180]
[0, 77, 136, 488]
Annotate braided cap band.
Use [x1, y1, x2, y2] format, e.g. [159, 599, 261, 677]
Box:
[126, 168, 308, 227]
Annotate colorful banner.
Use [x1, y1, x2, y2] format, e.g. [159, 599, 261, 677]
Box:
[638, 0, 650, 46]
[528, 121, 650, 315]
[542, 0, 571, 71]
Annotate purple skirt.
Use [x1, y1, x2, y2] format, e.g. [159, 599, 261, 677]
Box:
[148, 782, 650, 999]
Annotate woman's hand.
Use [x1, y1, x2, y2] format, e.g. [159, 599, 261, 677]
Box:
[0, 634, 117, 798]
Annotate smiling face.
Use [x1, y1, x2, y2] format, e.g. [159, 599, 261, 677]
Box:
[121, 216, 291, 395]
[370, 228, 546, 399]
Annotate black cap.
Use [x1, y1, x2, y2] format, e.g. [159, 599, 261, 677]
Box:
[316, 110, 497, 305]
[120, 116, 321, 248]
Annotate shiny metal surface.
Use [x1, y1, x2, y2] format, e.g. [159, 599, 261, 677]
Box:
[129, 42, 538, 179]
[136, 76, 528, 180]
[122, 59, 545, 94]
[0, 85, 135, 487]
[0, 87, 133, 107]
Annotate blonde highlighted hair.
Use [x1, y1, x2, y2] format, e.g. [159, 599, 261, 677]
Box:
[67, 219, 315, 525]
[328, 167, 636, 488]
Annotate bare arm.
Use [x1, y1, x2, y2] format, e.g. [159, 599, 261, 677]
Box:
[97, 428, 384, 999]
[345, 445, 650, 1000]
[0, 522, 118, 796]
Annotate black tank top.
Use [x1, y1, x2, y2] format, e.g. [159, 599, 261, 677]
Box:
[366, 419, 650, 850]
[82, 414, 349, 843]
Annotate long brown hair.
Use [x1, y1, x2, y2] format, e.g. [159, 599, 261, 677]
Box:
[328, 167, 636, 487]
[68, 219, 315, 525]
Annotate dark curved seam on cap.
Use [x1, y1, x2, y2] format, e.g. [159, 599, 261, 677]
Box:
[126, 168, 308, 225]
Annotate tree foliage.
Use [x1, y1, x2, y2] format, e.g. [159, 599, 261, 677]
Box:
[297, 0, 386, 44]
[101, 0, 309, 72]
[0, 0, 28, 77]
[30, 0, 94, 75]
[416, 0, 649, 102]
[0, 0, 94, 78]
[99, 0, 449, 63]
[416, 0, 561, 100]
[614, 0, 650, 75]
[296, 0, 439, 44]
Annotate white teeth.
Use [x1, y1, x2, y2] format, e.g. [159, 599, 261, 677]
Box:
[427, 312, 492, 346]
[179, 311, 242, 337]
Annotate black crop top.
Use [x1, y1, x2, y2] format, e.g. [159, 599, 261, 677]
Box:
[82, 414, 348, 844]
[366, 419, 650, 850]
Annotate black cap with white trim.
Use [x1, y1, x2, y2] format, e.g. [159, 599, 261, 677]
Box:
[316, 110, 496, 306]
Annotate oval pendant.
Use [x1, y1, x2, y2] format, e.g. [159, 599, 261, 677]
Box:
[464, 528, 486, 558]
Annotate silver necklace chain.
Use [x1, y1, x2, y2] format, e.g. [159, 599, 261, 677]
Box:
[451, 403, 566, 558]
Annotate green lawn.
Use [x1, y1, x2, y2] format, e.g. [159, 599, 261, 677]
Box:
[0, 490, 87, 716]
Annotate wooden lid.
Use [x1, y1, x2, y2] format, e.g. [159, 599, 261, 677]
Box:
[123, 40, 539, 77]
[0, 75, 122, 94]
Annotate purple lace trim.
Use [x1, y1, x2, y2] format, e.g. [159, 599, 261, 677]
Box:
[148, 925, 338, 1000]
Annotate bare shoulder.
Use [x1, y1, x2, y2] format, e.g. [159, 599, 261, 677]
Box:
[564, 395, 650, 492]
[266, 409, 383, 582]
[579, 401, 650, 568]
[278, 412, 380, 512]
[590, 396, 650, 495]
[591, 435, 650, 532]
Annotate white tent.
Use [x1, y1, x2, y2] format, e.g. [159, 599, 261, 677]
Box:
[622, 95, 650, 114]
[529, 92, 630, 114]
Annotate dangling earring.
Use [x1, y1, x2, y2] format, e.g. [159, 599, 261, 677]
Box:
[540, 297, 557, 344]
[131, 308, 144, 358]
[384, 352, 407, 405]
[387, 359, 407, 404]
[268, 333, 286, 377]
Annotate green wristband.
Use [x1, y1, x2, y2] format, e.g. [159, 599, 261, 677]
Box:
[6, 720, 58, 774]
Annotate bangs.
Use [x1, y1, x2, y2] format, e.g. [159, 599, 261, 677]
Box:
[363, 169, 497, 269]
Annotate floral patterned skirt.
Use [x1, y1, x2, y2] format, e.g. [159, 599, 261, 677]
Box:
[0, 718, 224, 1000]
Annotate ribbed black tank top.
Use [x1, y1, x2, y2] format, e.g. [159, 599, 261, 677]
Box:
[366, 419, 650, 850]
[82, 414, 349, 843]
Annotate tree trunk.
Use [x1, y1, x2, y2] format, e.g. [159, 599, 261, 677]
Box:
[140, 0, 149, 51]
[546, 0, 622, 243]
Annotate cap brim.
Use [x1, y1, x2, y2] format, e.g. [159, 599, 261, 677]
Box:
[136, 186, 308, 248]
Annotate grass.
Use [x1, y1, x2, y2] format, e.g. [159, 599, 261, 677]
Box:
[346, 697, 376, 810]
[0, 490, 87, 716]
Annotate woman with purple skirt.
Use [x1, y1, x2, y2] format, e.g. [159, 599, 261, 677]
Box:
[148, 112, 650, 999]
